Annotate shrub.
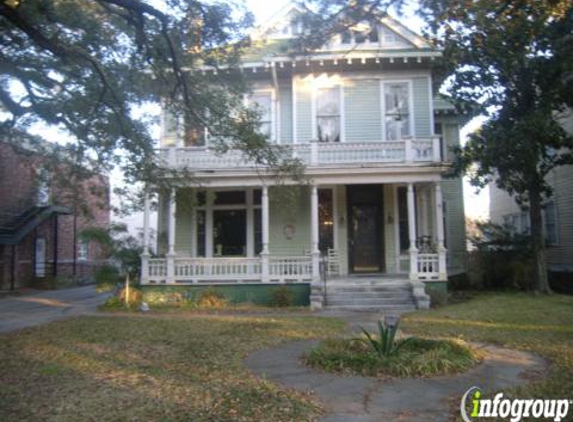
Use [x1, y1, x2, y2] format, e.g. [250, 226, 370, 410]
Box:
[270, 285, 293, 307]
[305, 337, 479, 378]
[197, 287, 228, 308]
[467, 222, 535, 290]
[427, 289, 448, 308]
[94, 265, 121, 292]
[358, 319, 412, 358]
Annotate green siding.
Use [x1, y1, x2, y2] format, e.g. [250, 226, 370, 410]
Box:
[268, 186, 311, 255]
[335, 185, 349, 275]
[344, 79, 382, 142]
[412, 77, 432, 137]
[174, 189, 194, 255]
[279, 81, 293, 144]
[295, 77, 313, 142]
[142, 284, 310, 306]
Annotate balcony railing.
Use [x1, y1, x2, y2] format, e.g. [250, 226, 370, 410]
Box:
[157, 137, 442, 170]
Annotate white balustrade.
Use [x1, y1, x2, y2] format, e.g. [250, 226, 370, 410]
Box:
[269, 256, 313, 282]
[156, 138, 442, 170]
[146, 256, 312, 284]
[417, 253, 439, 280]
[148, 259, 167, 281]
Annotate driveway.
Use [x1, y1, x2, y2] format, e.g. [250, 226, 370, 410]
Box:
[0, 285, 111, 333]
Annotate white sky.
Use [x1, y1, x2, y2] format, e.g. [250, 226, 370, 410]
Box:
[30, 0, 489, 238]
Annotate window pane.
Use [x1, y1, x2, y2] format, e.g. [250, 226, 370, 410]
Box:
[253, 189, 262, 205]
[249, 93, 272, 121]
[397, 187, 410, 252]
[368, 28, 379, 43]
[317, 87, 339, 116]
[254, 208, 262, 255]
[197, 210, 206, 257]
[317, 87, 340, 143]
[317, 117, 340, 143]
[214, 191, 245, 205]
[213, 210, 247, 256]
[384, 83, 410, 139]
[319, 189, 334, 253]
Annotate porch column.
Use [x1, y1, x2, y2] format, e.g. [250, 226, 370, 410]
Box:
[407, 183, 419, 280]
[310, 185, 320, 282]
[140, 190, 151, 284]
[261, 185, 270, 282]
[434, 182, 448, 280]
[166, 188, 177, 283]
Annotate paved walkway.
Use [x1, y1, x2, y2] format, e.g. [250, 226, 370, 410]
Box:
[245, 315, 547, 422]
[0, 285, 111, 333]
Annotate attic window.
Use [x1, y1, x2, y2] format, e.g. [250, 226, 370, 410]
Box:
[340, 24, 379, 45]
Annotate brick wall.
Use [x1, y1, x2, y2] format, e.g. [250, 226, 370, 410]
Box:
[0, 141, 110, 290]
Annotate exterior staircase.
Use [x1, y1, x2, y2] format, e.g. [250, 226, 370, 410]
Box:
[323, 277, 427, 312]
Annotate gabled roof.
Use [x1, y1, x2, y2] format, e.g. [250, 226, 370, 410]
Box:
[243, 1, 437, 65]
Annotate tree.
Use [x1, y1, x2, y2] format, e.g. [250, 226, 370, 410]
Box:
[0, 0, 299, 211]
[416, 0, 573, 293]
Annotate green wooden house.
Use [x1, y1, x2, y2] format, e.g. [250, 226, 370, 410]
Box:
[140, 4, 468, 310]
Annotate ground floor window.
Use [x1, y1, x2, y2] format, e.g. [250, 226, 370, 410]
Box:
[213, 210, 247, 256]
[397, 187, 410, 252]
[194, 189, 262, 257]
[319, 189, 334, 253]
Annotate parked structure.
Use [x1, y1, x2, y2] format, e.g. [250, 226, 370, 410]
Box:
[0, 136, 110, 290]
[141, 4, 469, 309]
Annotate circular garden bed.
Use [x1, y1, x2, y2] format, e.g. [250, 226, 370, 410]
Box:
[304, 337, 481, 378]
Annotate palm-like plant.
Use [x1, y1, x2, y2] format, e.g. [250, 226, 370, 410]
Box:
[359, 318, 413, 358]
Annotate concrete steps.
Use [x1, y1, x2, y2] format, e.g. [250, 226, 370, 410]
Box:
[324, 277, 418, 311]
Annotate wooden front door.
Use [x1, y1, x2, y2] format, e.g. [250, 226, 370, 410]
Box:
[347, 185, 384, 273]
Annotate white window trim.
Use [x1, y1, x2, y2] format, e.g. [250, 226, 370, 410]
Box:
[194, 189, 262, 258]
[543, 201, 559, 246]
[380, 79, 415, 141]
[244, 88, 277, 142]
[78, 239, 89, 261]
[311, 83, 345, 142]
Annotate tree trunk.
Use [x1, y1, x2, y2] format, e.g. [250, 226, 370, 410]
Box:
[529, 188, 551, 293]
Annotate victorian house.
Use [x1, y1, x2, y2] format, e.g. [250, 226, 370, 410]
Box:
[140, 4, 468, 310]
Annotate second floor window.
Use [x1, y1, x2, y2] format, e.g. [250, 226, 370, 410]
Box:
[247, 92, 273, 141]
[316, 87, 341, 143]
[36, 168, 50, 206]
[384, 82, 411, 140]
[78, 239, 89, 261]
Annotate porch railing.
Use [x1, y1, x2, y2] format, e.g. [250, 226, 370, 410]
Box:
[417, 253, 439, 280]
[144, 256, 312, 284]
[269, 256, 312, 282]
[157, 137, 442, 170]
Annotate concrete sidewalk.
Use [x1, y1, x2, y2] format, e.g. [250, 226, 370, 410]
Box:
[245, 316, 547, 422]
[0, 285, 111, 333]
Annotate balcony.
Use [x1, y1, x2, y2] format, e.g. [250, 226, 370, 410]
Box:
[156, 137, 442, 170]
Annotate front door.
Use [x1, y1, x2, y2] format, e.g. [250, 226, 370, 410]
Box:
[347, 185, 384, 273]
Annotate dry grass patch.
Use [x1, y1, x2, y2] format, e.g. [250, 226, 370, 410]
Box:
[0, 313, 344, 422]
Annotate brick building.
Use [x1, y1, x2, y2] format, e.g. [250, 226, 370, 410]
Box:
[0, 137, 110, 290]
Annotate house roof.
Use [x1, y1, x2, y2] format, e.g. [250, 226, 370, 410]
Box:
[239, 2, 439, 66]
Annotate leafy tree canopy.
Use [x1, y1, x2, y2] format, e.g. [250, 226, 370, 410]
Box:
[0, 0, 302, 210]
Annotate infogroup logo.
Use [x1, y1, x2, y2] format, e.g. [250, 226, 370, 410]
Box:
[460, 386, 571, 422]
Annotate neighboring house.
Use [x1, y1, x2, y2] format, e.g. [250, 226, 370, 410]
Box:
[141, 4, 469, 309]
[490, 110, 573, 278]
[0, 136, 110, 290]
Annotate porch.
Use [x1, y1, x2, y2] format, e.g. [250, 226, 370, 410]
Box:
[140, 182, 448, 291]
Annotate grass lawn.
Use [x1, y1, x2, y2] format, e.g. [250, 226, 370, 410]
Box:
[0, 313, 344, 422]
[402, 292, 573, 402]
